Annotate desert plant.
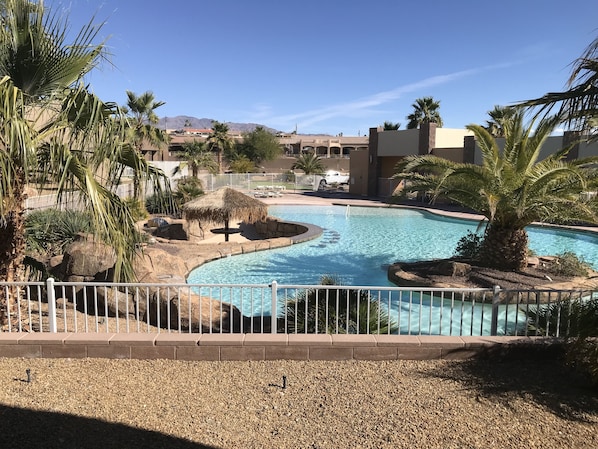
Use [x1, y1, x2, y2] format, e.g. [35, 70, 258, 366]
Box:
[145, 192, 179, 216]
[454, 231, 483, 260]
[174, 176, 204, 206]
[284, 275, 397, 334]
[546, 251, 591, 277]
[123, 197, 149, 222]
[525, 295, 598, 385]
[25, 209, 93, 257]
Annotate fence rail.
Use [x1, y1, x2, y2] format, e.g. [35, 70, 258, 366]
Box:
[2, 280, 595, 337]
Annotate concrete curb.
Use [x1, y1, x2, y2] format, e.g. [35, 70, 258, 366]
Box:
[0, 333, 562, 361]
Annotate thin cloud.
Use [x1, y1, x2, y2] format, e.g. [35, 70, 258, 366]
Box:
[260, 62, 515, 131]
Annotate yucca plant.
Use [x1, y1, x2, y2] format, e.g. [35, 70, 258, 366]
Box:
[284, 275, 397, 334]
[25, 209, 93, 257]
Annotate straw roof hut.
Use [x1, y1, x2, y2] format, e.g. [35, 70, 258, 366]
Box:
[183, 187, 268, 241]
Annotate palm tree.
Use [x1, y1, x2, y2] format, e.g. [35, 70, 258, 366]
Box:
[0, 1, 167, 291]
[207, 121, 233, 174]
[123, 90, 167, 197]
[519, 35, 598, 140]
[406, 96, 443, 129]
[383, 121, 401, 130]
[173, 139, 218, 177]
[484, 105, 516, 137]
[394, 111, 598, 270]
[291, 152, 325, 175]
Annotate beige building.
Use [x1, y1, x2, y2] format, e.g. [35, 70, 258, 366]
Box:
[349, 124, 598, 198]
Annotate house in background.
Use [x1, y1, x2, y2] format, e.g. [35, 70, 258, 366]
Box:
[349, 123, 598, 198]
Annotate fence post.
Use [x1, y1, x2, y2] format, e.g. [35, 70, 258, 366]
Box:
[46, 278, 57, 333]
[270, 281, 278, 334]
[490, 285, 501, 336]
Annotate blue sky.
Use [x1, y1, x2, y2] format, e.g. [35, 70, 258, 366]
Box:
[57, 0, 596, 136]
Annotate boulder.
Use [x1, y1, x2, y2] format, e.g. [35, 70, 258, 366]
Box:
[142, 289, 245, 332]
[132, 247, 188, 283]
[436, 260, 471, 277]
[60, 235, 116, 281]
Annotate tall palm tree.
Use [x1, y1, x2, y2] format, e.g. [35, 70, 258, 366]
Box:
[173, 139, 218, 177]
[291, 152, 325, 175]
[406, 96, 443, 129]
[484, 105, 516, 137]
[207, 121, 233, 174]
[0, 0, 167, 291]
[394, 111, 598, 270]
[519, 35, 598, 140]
[123, 90, 167, 197]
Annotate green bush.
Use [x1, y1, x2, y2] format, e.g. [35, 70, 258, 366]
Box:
[146, 192, 179, 216]
[284, 275, 397, 334]
[123, 197, 149, 222]
[174, 176, 204, 206]
[546, 251, 590, 277]
[525, 296, 598, 386]
[25, 209, 93, 256]
[454, 231, 483, 260]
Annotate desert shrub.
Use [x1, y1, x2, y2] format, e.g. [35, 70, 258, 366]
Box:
[283, 275, 397, 334]
[525, 296, 598, 386]
[282, 170, 296, 182]
[123, 197, 149, 222]
[146, 191, 179, 216]
[25, 209, 93, 256]
[174, 176, 204, 205]
[546, 251, 590, 277]
[454, 231, 483, 260]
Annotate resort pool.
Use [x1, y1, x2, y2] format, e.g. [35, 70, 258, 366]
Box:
[187, 205, 598, 286]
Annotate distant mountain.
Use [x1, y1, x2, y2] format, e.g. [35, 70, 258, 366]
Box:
[158, 115, 279, 133]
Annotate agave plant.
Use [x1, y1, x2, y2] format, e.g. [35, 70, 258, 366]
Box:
[283, 275, 397, 334]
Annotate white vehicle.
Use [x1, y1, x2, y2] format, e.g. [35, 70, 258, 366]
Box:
[321, 170, 350, 186]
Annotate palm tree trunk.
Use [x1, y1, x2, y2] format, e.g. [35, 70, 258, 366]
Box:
[0, 172, 27, 325]
[479, 223, 529, 271]
[217, 149, 223, 174]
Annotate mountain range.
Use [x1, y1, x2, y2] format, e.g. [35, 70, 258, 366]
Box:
[157, 115, 279, 133]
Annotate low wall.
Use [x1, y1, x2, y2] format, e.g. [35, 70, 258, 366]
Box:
[0, 334, 561, 361]
[255, 218, 308, 239]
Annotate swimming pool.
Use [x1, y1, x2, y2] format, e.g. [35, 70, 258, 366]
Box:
[187, 205, 598, 286]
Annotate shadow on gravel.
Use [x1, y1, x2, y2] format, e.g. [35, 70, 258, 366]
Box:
[427, 344, 598, 422]
[0, 405, 220, 449]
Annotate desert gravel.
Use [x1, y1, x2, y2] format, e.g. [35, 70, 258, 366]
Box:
[0, 357, 596, 449]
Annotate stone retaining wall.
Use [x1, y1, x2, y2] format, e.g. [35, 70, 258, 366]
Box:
[254, 218, 308, 239]
[0, 334, 560, 361]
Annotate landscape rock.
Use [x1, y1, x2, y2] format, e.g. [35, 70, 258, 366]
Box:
[59, 236, 116, 281]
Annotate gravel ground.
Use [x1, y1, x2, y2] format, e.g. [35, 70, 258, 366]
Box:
[0, 358, 597, 449]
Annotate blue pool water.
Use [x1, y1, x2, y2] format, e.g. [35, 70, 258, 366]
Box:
[188, 205, 598, 286]
[187, 205, 598, 335]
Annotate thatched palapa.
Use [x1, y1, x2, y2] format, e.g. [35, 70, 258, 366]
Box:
[183, 187, 268, 241]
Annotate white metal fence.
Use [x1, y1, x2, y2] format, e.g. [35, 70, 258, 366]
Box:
[2, 280, 594, 337]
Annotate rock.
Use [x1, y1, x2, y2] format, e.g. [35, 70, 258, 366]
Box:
[142, 289, 245, 332]
[147, 217, 169, 228]
[152, 223, 187, 240]
[60, 236, 116, 281]
[436, 260, 471, 276]
[132, 247, 189, 282]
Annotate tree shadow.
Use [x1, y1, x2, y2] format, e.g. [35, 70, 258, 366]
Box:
[426, 344, 598, 422]
[0, 405, 220, 449]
